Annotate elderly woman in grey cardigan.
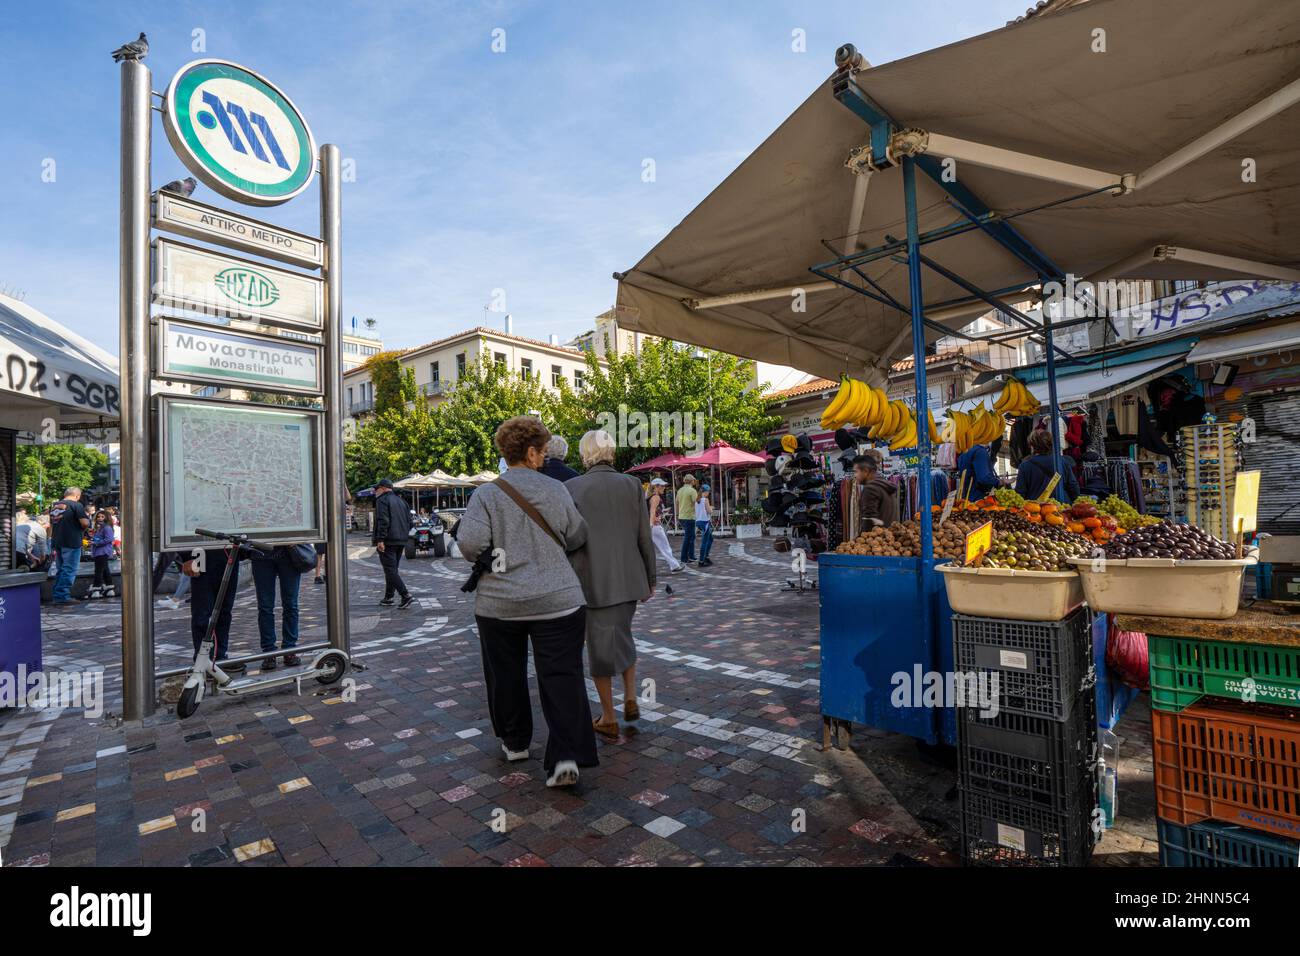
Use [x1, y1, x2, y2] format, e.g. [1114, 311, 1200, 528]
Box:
[565, 429, 657, 738]
[456, 416, 597, 788]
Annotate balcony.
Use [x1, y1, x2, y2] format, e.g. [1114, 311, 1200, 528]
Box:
[420, 381, 445, 397]
[348, 398, 375, 415]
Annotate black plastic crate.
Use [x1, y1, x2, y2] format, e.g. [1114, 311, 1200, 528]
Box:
[961, 778, 1099, 867]
[953, 609, 1094, 721]
[959, 687, 1097, 812]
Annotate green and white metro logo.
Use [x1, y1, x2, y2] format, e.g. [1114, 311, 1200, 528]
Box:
[164, 59, 317, 207]
[213, 267, 281, 308]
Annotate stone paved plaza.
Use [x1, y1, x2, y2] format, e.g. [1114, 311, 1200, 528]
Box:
[0, 536, 1158, 867]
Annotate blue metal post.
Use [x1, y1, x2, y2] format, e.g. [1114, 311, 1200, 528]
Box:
[1041, 306, 1065, 498]
[902, 156, 934, 685]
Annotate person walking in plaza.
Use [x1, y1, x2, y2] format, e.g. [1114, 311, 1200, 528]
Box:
[49, 487, 90, 604]
[372, 477, 414, 608]
[675, 474, 699, 564]
[647, 478, 682, 572]
[695, 482, 715, 567]
[85, 510, 116, 599]
[185, 544, 246, 673]
[457, 415, 597, 788]
[540, 434, 580, 482]
[565, 429, 656, 739]
[251, 546, 304, 670]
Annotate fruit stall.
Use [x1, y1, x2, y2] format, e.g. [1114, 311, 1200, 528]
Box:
[610, 0, 1299, 867]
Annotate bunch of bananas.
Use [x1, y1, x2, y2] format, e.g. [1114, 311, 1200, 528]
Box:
[992, 377, 1040, 417]
[941, 403, 1005, 454]
[820, 378, 940, 452]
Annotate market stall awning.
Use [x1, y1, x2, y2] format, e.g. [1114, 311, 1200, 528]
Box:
[615, 0, 1300, 381]
[676, 440, 766, 468]
[1024, 355, 1187, 407]
[1186, 319, 1300, 365]
[0, 292, 121, 430]
[627, 452, 690, 473]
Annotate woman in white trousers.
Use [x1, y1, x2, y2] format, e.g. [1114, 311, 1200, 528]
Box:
[647, 479, 682, 572]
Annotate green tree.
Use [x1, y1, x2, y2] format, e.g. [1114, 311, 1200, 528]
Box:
[566, 340, 780, 470]
[344, 358, 579, 489]
[16, 444, 110, 504]
[364, 351, 415, 414]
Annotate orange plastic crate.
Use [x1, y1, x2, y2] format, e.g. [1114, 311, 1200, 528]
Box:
[1153, 699, 1300, 840]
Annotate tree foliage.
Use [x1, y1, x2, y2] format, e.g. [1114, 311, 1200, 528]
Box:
[365, 351, 415, 414]
[559, 340, 780, 470]
[16, 444, 109, 503]
[344, 339, 780, 487]
[345, 358, 578, 489]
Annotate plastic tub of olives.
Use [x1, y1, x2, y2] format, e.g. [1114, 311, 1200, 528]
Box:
[1066, 554, 1257, 620]
[937, 563, 1086, 622]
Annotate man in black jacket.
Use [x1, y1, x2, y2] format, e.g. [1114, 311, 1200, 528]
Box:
[372, 478, 414, 608]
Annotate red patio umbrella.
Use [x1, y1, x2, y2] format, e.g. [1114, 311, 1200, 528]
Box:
[675, 441, 768, 531]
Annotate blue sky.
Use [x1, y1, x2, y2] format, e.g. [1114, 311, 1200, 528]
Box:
[0, 0, 1028, 356]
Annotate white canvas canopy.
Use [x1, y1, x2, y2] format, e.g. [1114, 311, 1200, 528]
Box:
[615, 0, 1300, 381]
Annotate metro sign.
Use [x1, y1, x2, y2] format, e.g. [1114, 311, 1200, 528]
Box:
[164, 59, 316, 206]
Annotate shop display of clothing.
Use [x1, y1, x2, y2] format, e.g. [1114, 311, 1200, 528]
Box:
[1080, 458, 1145, 512]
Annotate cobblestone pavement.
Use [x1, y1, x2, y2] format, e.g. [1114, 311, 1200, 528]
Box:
[0, 536, 1158, 867]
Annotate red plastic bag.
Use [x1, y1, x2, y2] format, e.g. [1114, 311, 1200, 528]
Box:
[1105, 613, 1149, 691]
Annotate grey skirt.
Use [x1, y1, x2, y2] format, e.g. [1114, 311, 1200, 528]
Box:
[585, 601, 637, 678]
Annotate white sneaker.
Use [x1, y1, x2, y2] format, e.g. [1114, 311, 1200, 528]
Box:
[502, 743, 529, 762]
[545, 760, 579, 788]
[157, 597, 181, 610]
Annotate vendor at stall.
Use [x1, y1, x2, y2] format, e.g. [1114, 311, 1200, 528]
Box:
[956, 441, 1001, 499]
[852, 453, 899, 532]
[1015, 429, 1079, 503]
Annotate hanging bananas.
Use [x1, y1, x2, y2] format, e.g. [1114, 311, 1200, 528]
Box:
[819, 377, 889, 430]
[992, 376, 1040, 417]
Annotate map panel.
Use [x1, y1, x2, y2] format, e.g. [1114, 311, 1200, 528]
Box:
[161, 399, 321, 547]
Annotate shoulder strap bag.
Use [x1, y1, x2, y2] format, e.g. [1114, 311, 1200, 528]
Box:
[494, 477, 565, 551]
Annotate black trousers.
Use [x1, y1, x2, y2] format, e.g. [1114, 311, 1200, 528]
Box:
[377, 545, 408, 599]
[93, 556, 112, 587]
[190, 555, 241, 658]
[476, 609, 599, 774]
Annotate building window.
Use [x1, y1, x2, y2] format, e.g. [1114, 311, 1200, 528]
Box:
[494, 351, 507, 367]
[456, 353, 466, 378]
[347, 386, 353, 407]
[430, 361, 440, 384]
[574, 370, 585, 390]
[551, 364, 562, 387]
[520, 358, 533, 379]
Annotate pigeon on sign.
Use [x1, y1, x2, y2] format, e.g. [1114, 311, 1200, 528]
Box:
[110, 32, 149, 62]
[158, 177, 198, 198]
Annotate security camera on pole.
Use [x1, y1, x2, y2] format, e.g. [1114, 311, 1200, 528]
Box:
[116, 43, 350, 719]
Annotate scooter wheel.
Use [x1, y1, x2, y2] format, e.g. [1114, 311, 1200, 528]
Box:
[315, 651, 349, 685]
[177, 684, 201, 719]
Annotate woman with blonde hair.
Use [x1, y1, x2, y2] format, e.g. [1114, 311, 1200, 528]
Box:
[457, 416, 597, 787]
[565, 429, 656, 738]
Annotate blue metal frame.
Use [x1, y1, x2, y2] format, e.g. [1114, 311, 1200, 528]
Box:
[829, 64, 1069, 511]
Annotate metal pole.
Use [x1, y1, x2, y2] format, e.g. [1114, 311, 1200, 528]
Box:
[902, 157, 935, 736]
[1042, 304, 1065, 499]
[119, 59, 154, 720]
[321, 144, 351, 654]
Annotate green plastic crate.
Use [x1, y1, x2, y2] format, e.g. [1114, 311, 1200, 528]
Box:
[1147, 634, 1300, 712]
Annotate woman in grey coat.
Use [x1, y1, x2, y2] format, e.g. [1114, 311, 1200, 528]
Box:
[565, 429, 656, 738]
[457, 416, 597, 788]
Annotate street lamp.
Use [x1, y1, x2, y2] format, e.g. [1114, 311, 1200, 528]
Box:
[692, 347, 713, 445]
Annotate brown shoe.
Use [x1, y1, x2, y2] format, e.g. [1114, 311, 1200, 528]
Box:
[624, 700, 640, 721]
[592, 717, 620, 739]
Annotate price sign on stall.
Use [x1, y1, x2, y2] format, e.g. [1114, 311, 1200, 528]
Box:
[965, 520, 993, 566]
[939, 490, 957, 526]
[1035, 473, 1061, 503]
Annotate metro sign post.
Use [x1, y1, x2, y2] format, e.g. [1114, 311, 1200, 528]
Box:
[118, 53, 349, 719]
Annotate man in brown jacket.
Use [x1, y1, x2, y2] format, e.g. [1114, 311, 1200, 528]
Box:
[852, 454, 899, 533]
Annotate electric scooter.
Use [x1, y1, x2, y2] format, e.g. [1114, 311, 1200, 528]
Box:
[176, 528, 351, 719]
